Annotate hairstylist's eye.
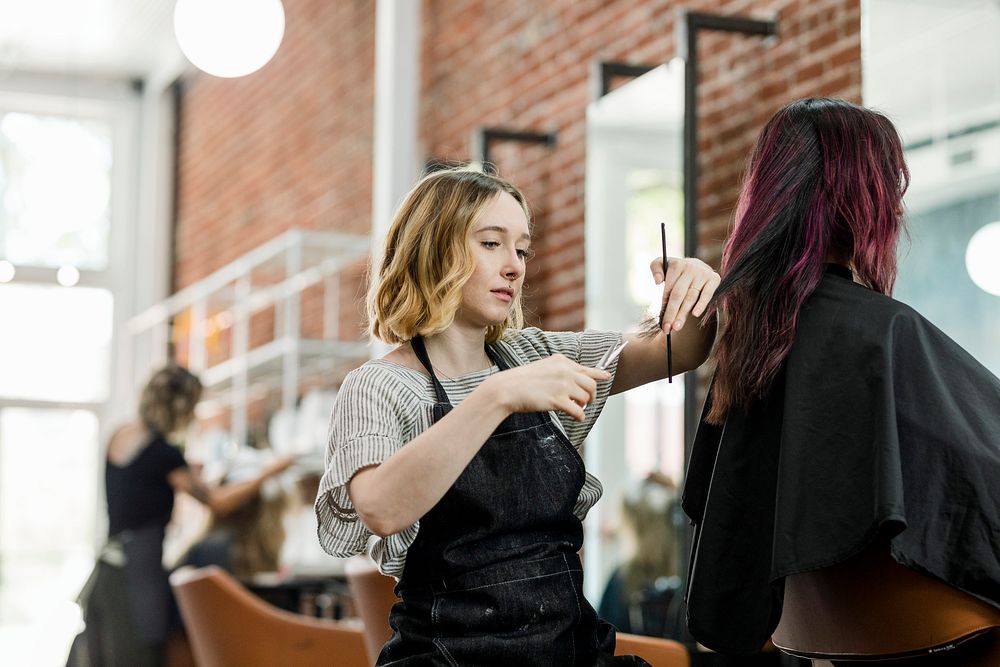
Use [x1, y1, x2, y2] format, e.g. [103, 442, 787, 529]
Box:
[481, 240, 500, 249]
[517, 248, 534, 260]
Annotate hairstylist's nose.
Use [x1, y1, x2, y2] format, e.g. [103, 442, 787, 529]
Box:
[504, 255, 522, 280]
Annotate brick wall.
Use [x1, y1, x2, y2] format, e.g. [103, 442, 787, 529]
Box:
[421, 0, 861, 330]
[172, 0, 861, 392]
[173, 0, 374, 425]
[175, 0, 375, 290]
[172, 0, 373, 392]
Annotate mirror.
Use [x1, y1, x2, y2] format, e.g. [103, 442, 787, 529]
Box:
[583, 60, 687, 636]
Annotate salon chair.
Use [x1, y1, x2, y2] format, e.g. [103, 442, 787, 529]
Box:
[772, 542, 1000, 666]
[344, 555, 400, 664]
[170, 565, 367, 667]
[615, 632, 690, 666]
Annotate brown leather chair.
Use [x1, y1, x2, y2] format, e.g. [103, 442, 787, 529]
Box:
[772, 543, 1000, 666]
[170, 566, 368, 667]
[344, 555, 400, 664]
[164, 629, 197, 667]
[615, 632, 690, 666]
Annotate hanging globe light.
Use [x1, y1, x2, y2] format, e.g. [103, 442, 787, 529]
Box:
[966, 220, 1000, 296]
[174, 0, 285, 78]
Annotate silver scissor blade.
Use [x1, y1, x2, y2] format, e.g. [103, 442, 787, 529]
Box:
[598, 340, 628, 370]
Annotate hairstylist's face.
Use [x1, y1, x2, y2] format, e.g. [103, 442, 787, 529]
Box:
[457, 191, 530, 330]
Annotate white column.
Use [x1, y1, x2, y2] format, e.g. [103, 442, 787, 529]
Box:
[118, 47, 190, 410]
[370, 0, 421, 357]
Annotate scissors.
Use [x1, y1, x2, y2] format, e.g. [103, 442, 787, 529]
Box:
[597, 339, 628, 371]
[581, 340, 628, 412]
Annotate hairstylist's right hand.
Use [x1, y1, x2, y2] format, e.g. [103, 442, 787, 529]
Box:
[487, 354, 611, 423]
[265, 454, 296, 478]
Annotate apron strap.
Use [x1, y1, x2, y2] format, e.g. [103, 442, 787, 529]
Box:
[485, 341, 510, 371]
[411, 336, 452, 405]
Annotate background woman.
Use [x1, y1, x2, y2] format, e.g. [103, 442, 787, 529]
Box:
[315, 167, 718, 665]
[72, 364, 293, 666]
[597, 479, 683, 640]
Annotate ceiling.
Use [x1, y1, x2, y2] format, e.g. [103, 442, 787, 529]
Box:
[0, 0, 178, 80]
[0, 0, 995, 122]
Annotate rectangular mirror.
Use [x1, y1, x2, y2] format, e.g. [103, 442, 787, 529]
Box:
[583, 60, 687, 635]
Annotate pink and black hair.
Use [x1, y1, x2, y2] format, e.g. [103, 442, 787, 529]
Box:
[705, 98, 909, 424]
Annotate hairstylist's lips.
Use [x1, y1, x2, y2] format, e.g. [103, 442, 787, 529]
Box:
[491, 287, 514, 303]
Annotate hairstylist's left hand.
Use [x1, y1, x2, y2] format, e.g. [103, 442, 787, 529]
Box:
[651, 257, 720, 332]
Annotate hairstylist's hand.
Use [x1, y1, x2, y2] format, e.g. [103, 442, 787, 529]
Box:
[651, 256, 721, 333]
[264, 454, 296, 478]
[488, 354, 611, 423]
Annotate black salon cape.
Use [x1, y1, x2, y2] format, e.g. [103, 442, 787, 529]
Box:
[682, 265, 1000, 655]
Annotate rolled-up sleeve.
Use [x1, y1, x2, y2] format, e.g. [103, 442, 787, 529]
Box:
[314, 366, 414, 559]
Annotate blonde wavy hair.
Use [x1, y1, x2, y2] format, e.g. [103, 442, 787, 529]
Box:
[369, 168, 531, 344]
[621, 489, 680, 596]
[138, 364, 202, 435]
[212, 488, 292, 579]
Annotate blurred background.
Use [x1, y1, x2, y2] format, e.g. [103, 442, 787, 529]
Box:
[0, 0, 997, 664]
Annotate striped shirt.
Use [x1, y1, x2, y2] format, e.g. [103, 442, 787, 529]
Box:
[315, 327, 622, 577]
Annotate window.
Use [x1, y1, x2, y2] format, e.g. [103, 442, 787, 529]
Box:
[864, 0, 1000, 376]
[0, 111, 113, 271]
[583, 62, 686, 605]
[0, 94, 125, 665]
[0, 284, 113, 403]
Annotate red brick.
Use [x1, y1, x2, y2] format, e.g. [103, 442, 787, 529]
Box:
[174, 0, 862, 389]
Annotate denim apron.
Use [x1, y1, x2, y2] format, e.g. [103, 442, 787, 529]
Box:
[377, 337, 644, 666]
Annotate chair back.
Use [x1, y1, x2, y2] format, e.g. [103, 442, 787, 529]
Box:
[170, 566, 368, 667]
[344, 555, 400, 664]
[772, 543, 1000, 664]
[615, 632, 689, 666]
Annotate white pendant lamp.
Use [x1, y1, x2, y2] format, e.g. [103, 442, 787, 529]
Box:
[174, 0, 285, 78]
[965, 221, 1000, 297]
